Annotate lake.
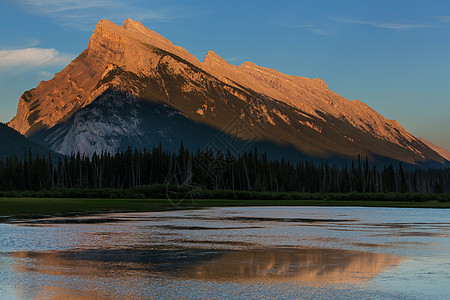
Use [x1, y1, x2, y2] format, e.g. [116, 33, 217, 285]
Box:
[0, 206, 449, 299]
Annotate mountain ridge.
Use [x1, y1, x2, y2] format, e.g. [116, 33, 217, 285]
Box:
[418, 138, 450, 162]
[7, 19, 447, 166]
[0, 123, 57, 160]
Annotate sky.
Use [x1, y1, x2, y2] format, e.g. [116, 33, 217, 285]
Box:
[0, 0, 449, 149]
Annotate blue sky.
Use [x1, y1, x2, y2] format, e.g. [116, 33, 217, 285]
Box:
[0, 0, 449, 149]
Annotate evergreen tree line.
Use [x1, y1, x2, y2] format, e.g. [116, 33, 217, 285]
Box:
[0, 144, 449, 194]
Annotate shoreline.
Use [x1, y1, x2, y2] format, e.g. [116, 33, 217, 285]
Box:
[1, 197, 449, 222]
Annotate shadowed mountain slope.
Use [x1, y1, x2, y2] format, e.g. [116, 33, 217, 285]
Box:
[0, 123, 55, 160]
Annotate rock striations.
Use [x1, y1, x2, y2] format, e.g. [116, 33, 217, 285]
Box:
[8, 19, 447, 166]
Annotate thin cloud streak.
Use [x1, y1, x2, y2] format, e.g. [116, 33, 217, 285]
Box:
[17, 0, 119, 14]
[267, 18, 333, 36]
[38, 70, 55, 79]
[224, 56, 242, 63]
[333, 18, 430, 31]
[27, 39, 41, 47]
[0, 48, 72, 69]
[298, 25, 331, 35]
[15, 0, 174, 31]
[435, 16, 450, 22]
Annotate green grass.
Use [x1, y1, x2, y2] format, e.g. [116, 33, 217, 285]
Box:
[1, 197, 449, 221]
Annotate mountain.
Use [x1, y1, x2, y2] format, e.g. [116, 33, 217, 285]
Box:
[0, 123, 55, 160]
[31, 90, 307, 161]
[418, 138, 450, 162]
[8, 19, 447, 166]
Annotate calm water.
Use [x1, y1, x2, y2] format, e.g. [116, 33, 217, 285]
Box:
[0, 206, 449, 299]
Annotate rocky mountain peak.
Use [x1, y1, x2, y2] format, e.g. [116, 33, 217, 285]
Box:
[122, 18, 174, 48]
[122, 18, 145, 30]
[203, 51, 230, 67]
[7, 18, 447, 165]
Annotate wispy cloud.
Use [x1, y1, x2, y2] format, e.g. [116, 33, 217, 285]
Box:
[0, 48, 72, 69]
[27, 39, 41, 47]
[267, 18, 333, 36]
[38, 70, 55, 79]
[225, 56, 242, 62]
[333, 18, 429, 31]
[15, 0, 174, 30]
[435, 16, 450, 22]
[296, 25, 331, 35]
[17, 0, 116, 14]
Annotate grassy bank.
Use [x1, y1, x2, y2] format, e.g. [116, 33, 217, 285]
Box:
[1, 185, 450, 202]
[1, 196, 449, 221]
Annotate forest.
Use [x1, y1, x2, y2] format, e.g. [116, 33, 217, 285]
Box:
[0, 143, 449, 195]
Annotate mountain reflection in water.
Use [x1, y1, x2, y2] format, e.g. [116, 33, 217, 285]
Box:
[13, 247, 401, 289]
[180, 248, 401, 283]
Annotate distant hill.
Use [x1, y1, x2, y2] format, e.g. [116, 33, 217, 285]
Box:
[0, 122, 56, 160]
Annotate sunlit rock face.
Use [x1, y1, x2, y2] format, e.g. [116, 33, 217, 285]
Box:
[8, 19, 446, 165]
